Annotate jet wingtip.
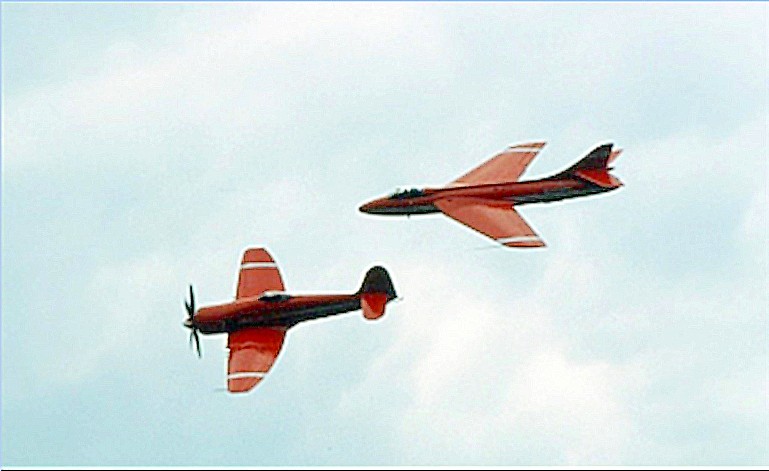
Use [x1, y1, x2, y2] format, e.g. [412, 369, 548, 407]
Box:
[507, 141, 547, 151]
[500, 239, 547, 249]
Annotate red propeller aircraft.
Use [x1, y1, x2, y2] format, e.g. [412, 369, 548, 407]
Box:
[183, 248, 397, 393]
[359, 142, 623, 248]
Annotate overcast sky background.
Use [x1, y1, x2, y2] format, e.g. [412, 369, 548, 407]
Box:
[2, 2, 767, 466]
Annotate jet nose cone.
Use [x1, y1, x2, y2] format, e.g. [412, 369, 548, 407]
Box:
[359, 202, 373, 213]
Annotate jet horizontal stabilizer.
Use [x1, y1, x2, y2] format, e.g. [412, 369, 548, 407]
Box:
[573, 169, 623, 189]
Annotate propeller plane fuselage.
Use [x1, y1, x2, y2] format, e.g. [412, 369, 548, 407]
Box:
[184, 248, 397, 393]
[192, 293, 385, 334]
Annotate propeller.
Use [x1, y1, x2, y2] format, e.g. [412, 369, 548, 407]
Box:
[184, 284, 202, 358]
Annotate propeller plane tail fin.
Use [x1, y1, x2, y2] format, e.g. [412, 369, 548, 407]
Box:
[357, 266, 397, 320]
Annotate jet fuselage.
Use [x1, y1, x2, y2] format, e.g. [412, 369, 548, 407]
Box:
[359, 176, 617, 216]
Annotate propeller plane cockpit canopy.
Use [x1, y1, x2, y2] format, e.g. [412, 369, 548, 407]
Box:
[183, 247, 398, 393]
[257, 291, 292, 302]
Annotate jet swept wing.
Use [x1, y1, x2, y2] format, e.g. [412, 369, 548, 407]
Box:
[434, 198, 545, 248]
[450, 141, 546, 186]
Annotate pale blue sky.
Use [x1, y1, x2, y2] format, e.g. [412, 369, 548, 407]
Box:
[2, 2, 767, 466]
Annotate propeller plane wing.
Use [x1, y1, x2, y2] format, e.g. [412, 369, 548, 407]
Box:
[236, 248, 284, 299]
[227, 327, 285, 393]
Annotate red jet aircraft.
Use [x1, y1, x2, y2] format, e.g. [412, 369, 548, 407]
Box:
[183, 248, 397, 393]
[359, 142, 623, 248]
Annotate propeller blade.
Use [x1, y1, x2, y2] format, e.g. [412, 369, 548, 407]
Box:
[189, 285, 195, 314]
[193, 330, 202, 358]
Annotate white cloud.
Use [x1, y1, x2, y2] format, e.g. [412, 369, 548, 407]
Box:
[334, 255, 641, 464]
[4, 3, 449, 173]
[33, 252, 177, 386]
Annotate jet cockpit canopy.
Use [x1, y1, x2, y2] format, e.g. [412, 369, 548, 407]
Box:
[388, 188, 426, 200]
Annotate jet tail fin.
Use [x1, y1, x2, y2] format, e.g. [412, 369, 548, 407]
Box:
[560, 143, 623, 189]
[357, 266, 397, 320]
